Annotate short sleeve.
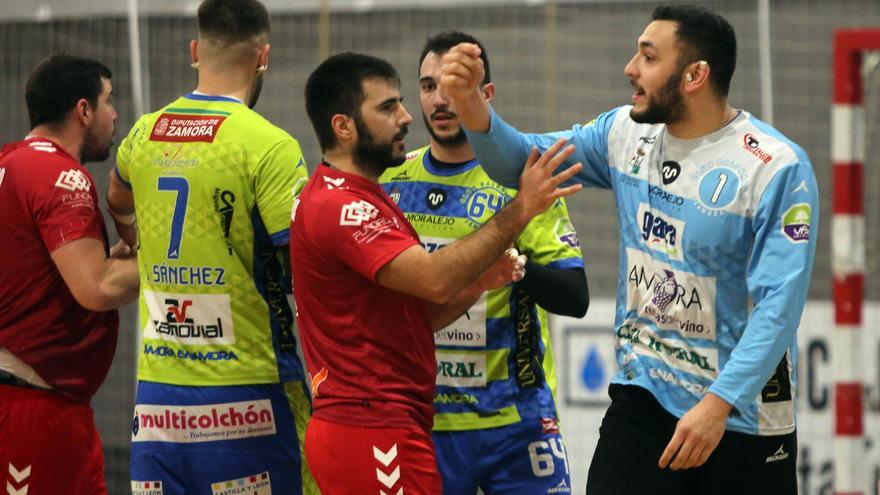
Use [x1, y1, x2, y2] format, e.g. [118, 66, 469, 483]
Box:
[309, 192, 419, 281]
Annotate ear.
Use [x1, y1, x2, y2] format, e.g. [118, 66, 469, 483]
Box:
[331, 114, 356, 145]
[257, 44, 270, 72]
[190, 40, 199, 68]
[74, 98, 91, 127]
[481, 82, 496, 104]
[684, 60, 709, 93]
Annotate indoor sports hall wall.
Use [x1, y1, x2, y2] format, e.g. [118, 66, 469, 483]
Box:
[0, 1, 878, 493]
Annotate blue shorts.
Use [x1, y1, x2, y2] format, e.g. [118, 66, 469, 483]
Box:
[433, 418, 572, 495]
[130, 380, 318, 495]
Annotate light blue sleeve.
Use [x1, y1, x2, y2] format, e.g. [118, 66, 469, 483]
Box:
[708, 157, 819, 413]
[464, 106, 620, 190]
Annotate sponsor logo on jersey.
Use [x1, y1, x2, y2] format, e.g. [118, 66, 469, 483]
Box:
[152, 144, 199, 168]
[211, 472, 271, 495]
[743, 133, 773, 164]
[340, 200, 379, 226]
[781, 203, 811, 243]
[405, 212, 455, 226]
[434, 287, 488, 347]
[352, 217, 396, 244]
[143, 291, 236, 345]
[150, 113, 226, 143]
[142, 343, 239, 362]
[555, 218, 581, 248]
[638, 204, 684, 261]
[648, 185, 685, 209]
[661, 160, 681, 185]
[433, 392, 479, 405]
[131, 400, 276, 443]
[54, 169, 90, 192]
[617, 324, 719, 377]
[213, 189, 236, 255]
[426, 187, 447, 210]
[625, 248, 716, 340]
[461, 184, 509, 227]
[547, 479, 572, 494]
[61, 190, 94, 209]
[389, 168, 412, 181]
[628, 135, 656, 175]
[541, 417, 561, 434]
[649, 367, 708, 395]
[436, 352, 487, 387]
[388, 186, 401, 204]
[765, 444, 790, 463]
[131, 481, 163, 495]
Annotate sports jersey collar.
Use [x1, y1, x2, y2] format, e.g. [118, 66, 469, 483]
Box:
[10, 135, 76, 162]
[319, 162, 384, 191]
[184, 91, 243, 104]
[422, 148, 480, 176]
[663, 109, 745, 152]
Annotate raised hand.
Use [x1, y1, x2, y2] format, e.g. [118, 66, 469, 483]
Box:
[510, 138, 583, 227]
[439, 43, 485, 104]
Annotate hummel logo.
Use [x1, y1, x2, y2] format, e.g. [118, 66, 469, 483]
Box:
[54, 169, 90, 192]
[373, 444, 398, 467]
[791, 180, 809, 194]
[28, 141, 56, 153]
[765, 444, 789, 463]
[7, 463, 31, 495]
[322, 176, 345, 189]
[0, 169, 5, 188]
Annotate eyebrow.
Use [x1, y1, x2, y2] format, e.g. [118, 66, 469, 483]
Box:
[377, 96, 402, 108]
[638, 40, 656, 50]
[419, 76, 435, 84]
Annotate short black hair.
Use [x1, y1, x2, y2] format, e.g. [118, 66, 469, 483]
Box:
[25, 54, 112, 129]
[652, 4, 737, 96]
[305, 52, 401, 152]
[419, 31, 491, 85]
[197, 0, 270, 43]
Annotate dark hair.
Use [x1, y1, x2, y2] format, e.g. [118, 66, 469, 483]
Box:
[419, 31, 491, 85]
[25, 54, 112, 129]
[197, 0, 270, 42]
[652, 4, 737, 96]
[305, 52, 401, 152]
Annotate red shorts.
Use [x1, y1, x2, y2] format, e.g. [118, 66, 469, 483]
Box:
[305, 416, 442, 494]
[0, 385, 106, 495]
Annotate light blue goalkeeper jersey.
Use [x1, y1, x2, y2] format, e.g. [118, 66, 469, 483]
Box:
[466, 106, 818, 435]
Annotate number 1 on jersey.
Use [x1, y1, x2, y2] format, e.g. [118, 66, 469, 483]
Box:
[157, 176, 189, 259]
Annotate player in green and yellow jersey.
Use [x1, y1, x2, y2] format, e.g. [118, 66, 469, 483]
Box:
[107, 1, 317, 494]
[379, 31, 589, 494]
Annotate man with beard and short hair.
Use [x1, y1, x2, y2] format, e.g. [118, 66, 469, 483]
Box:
[441, 4, 817, 495]
[295, 51, 583, 494]
[107, 0, 317, 492]
[378, 31, 588, 495]
[0, 54, 139, 495]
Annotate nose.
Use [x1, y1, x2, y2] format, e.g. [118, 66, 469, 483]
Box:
[399, 105, 413, 126]
[624, 53, 639, 79]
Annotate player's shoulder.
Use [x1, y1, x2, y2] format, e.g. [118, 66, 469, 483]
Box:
[230, 106, 302, 151]
[4, 139, 79, 172]
[380, 146, 429, 183]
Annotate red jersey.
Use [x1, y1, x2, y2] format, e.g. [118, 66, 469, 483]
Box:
[0, 137, 118, 404]
[290, 163, 435, 429]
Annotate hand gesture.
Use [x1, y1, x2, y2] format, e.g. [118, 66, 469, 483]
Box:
[439, 43, 485, 105]
[476, 248, 527, 292]
[513, 138, 583, 226]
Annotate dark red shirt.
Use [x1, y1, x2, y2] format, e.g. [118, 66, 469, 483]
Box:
[0, 137, 118, 404]
[291, 163, 435, 429]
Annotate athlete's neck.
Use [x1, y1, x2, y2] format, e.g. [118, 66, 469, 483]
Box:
[195, 67, 256, 106]
[428, 139, 474, 163]
[666, 99, 737, 140]
[322, 151, 380, 183]
[27, 125, 83, 162]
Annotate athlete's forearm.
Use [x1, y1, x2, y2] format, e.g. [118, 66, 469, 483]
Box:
[456, 88, 492, 133]
[517, 263, 588, 317]
[427, 283, 483, 331]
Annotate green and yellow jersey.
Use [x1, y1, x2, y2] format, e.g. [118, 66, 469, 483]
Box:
[116, 93, 308, 387]
[380, 146, 584, 431]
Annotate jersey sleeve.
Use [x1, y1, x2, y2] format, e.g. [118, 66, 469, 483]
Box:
[708, 158, 819, 413]
[515, 196, 585, 270]
[29, 160, 106, 253]
[464, 106, 620, 190]
[310, 192, 420, 281]
[255, 137, 309, 247]
[114, 116, 146, 190]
